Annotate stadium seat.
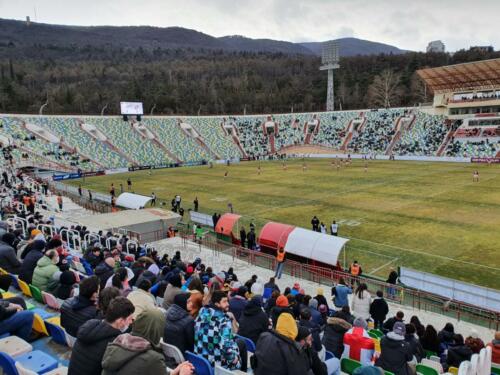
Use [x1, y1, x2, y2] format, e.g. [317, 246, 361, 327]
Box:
[0, 351, 18, 375]
[184, 351, 214, 375]
[421, 358, 443, 373]
[372, 338, 381, 353]
[42, 292, 61, 311]
[16, 279, 31, 298]
[429, 356, 441, 363]
[0, 336, 33, 356]
[325, 351, 334, 361]
[9, 275, 20, 291]
[45, 322, 68, 347]
[214, 365, 246, 375]
[447, 367, 458, 375]
[15, 363, 68, 375]
[425, 350, 438, 359]
[1, 291, 17, 299]
[416, 364, 440, 375]
[341, 358, 362, 375]
[14, 350, 59, 374]
[235, 334, 256, 353]
[28, 285, 44, 304]
[160, 341, 185, 365]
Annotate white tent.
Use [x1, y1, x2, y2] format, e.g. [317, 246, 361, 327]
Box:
[284, 227, 349, 266]
[115, 193, 152, 210]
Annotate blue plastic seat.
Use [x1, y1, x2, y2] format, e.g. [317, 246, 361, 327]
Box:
[236, 334, 256, 353]
[0, 332, 10, 339]
[0, 351, 17, 375]
[325, 350, 334, 361]
[45, 322, 68, 347]
[15, 350, 58, 374]
[30, 308, 56, 321]
[184, 351, 214, 375]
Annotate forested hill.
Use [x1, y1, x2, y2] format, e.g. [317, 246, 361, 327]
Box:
[0, 18, 498, 115]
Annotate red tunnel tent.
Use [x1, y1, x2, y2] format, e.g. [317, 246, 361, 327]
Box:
[258, 222, 295, 251]
[215, 213, 241, 243]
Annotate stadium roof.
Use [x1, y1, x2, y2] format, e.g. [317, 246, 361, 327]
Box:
[417, 58, 500, 93]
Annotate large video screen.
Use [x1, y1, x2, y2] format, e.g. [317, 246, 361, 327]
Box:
[120, 102, 143, 115]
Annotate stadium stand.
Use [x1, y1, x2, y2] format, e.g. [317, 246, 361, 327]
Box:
[0, 167, 497, 375]
[190, 117, 242, 160]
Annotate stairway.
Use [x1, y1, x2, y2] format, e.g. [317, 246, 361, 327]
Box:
[386, 131, 401, 155]
[232, 135, 248, 158]
[269, 133, 276, 153]
[304, 132, 312, 145]
[437, 129, 455, 156]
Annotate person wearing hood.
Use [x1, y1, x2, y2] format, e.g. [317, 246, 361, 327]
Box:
[55, 267, 78, 300]
[95, 257, 116, 290]
[375, 322, 413, 375]
[162, 273, 183, 310]
[487, 331, 500, 364]
[61, 276, 100, 337]
[164, 293, 195, 354]
[238, 295, 269, 345]
[253, 312, 310, 375]
[445, 334, 473, 370]
[0, 232, 21, 274]
[32, 249, 59, 291]
[101, 308, 194, 375]
[194, 290, 242, 370]
[68, 297, 135, 375]
[342, 317, 375, 366]
[370, 290, 389, 329]
[322, 315, 352, 359]
[438, 323, 455, 355]
[229, 286, 248, 322]
[308, 298, 324, 327]
[126, 279, 156, 319]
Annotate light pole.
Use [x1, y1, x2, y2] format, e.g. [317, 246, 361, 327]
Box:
[319, 41, 340, 112]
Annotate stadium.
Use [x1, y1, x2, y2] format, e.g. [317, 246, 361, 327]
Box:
[0, 10, 499, 375]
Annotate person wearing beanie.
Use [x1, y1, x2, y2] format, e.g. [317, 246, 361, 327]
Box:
[296, 325, 341, 375]
[487, 331, 500, 364]
[290, 282, 301, 296]
[342, 317, 374, 366]
[307, 298, 324, 326]
[229, 285, 248, 322]
[0, 232, 21, 274]
[375, 321, 413, 375]
[298, 307, 322, 352]
[253, 312, 310, 375]
[162, 273, 184, 310]
[102, 309, 194, 375]
[271, 295, 293, 327]
[164, 292, 195, 354]
[55, 270, 78, 300]
[238, 295, 269, 345]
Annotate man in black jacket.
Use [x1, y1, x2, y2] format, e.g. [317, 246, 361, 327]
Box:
[446, 334, 473, 371]
[375, 322, 413, 375]
[164, 293, 195, 354]
[298, 308, 322, 352]
[0, 298, 34, 341]
[0, 232, 21, 274]
[61, 276, 100, 337]
[253, 312, 310, 375]
[68, 297, 135, 375]
[383, 310, 404, 333]
[322, 316, 352, 359]
[238, 295, 269, 345]
[18, 239, 45, 284]
[94, 257, 115, 289]
[370, 291, 389, 329]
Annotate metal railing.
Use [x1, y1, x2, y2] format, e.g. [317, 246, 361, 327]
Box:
[178, 230, 500, 331]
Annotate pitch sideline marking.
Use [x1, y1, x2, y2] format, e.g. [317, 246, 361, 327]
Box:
[369, 257, 400, 275]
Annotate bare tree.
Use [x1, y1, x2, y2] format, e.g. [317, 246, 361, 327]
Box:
[410, 72, 428, 105]
[367, 69, 403, 108]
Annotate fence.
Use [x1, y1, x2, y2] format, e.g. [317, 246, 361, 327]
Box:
[47, 181, 112, 214]
[179, 229, 500, 331]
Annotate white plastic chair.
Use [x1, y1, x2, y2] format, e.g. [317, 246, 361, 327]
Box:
[430, 355, 442, 363]
[470, 354, 479, 375]
[215, 365, 246, 375]
[457, 360, 470, 375]
[0, 336, 33, 356]
[42, 291, 61, 310]
[422, 358, 444, 374]
[64, 332, 76, 348]
[160, 341, 185, 365]
[15, 363, 68, 375]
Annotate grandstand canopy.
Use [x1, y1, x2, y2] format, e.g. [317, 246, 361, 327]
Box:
[115, 192, 151, 209]
[215, 213, 241, 236]
[417, 58, 500, 93]
[258, 222, 295, 250]
[284, 228, 349, 266]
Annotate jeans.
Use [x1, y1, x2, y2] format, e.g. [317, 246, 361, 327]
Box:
[325, 357, 341, 375]
[274, 262, 285, 279]
[0, 310, 35, 341]
[235, 338, 248, 372]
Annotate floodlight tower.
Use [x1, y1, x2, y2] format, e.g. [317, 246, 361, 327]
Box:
[319, 41, 340, 111]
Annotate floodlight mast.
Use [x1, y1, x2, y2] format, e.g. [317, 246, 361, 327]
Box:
[319, 41, 340, 111]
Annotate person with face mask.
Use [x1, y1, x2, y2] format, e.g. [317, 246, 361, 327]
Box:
[31, 249, 59, 291]
[101, 308, 194, 375]
[68, 297, 135, 375]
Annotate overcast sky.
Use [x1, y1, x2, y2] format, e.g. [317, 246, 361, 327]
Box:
[0, 0, 497, 51]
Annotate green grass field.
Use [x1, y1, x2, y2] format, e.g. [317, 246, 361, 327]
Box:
[68, 158, 500, 289]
